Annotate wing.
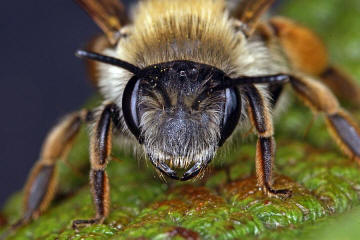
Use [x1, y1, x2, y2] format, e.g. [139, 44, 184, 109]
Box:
[76, 0, 127, 45]
[230, 0, 274, 37]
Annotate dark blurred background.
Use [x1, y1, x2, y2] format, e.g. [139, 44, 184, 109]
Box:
[0, 1, 135, 207]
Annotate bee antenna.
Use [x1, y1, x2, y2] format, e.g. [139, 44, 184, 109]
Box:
[75, 50, 141, 74]
[214, 74, 289, 90]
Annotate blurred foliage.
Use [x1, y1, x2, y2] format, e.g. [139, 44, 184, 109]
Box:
[1, 0, 360, 239]
[280, 0, 360, 80]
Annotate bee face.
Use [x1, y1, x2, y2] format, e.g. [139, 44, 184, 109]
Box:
[122, 60, 241, 180]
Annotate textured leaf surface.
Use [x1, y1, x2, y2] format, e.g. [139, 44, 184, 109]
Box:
[1, 0, 360, 239]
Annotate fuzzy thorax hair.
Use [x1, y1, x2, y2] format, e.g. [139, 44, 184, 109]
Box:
[122, 0, 240, 73]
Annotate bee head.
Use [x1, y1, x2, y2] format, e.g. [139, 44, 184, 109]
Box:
[122, 61, 241, 180]
[76, 50, 288, 181]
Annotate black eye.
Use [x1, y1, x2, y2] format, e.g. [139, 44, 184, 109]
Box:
[122, 76, 142, 143]
[219, 87, 241, 146]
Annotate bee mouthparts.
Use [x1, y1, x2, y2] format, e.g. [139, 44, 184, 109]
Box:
[149, 156, 212, 181]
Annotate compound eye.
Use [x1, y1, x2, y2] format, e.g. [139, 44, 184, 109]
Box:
[122, 76, 142, 142]
[219, 87, 241, 146]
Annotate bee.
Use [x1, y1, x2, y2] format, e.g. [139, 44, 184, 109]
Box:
[9, 0, 360, 231]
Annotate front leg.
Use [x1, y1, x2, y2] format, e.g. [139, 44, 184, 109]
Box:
[245, 85, 292, 198]
[72, 103, 120, 229]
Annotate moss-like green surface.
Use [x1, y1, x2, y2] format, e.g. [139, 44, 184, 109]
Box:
[1, 0, 360, 239]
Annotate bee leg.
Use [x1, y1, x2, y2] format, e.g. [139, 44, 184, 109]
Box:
[319, 66, 360, 105]
[230, 0, 275, 36]
[244, 85, 292, 198]
[72, 103, 120, 229]
[289, 75, 360, 163]
[263, 17, 360, 105]
[17, 110, 91, 226]
[75, 0, 128, 45]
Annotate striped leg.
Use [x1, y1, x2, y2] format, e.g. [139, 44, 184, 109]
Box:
[245, 85, 291, 198]
[72, 103, 120, 229]
[21, 110, 91, 223]
[290, 75, 360, 162]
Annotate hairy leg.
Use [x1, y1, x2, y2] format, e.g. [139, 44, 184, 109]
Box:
[229, 0, 275, 36]
[72, 103, 120, 229]
[20, 109, 91, 224]
[75, 0, 128, 45]
[244, 85, 291, 198]
[290, 74, 360, 162]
